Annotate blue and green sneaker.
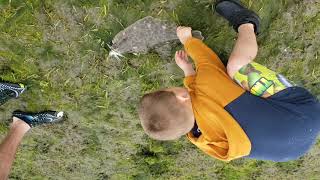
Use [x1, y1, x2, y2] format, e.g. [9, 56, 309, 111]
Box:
[12, 111, 65, 128]
[0, 82, 26, 105]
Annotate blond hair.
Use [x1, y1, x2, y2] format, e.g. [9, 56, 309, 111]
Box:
[138, 90, 192, 140]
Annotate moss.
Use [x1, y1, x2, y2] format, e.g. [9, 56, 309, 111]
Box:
[0, 0, 318, 179]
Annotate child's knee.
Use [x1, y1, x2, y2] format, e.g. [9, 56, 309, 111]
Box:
[227, 55, 257, 78]
[227, 61, 246, 78]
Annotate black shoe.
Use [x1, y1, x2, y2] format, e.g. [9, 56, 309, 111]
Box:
[215, 0, 261, 34]
[0, 82, 26, 105]
[12, 111, 65, 128]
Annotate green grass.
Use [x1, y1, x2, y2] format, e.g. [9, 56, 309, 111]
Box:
[0, 0, 319, 179]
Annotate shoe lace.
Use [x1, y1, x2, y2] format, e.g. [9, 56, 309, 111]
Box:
[30, 113, 55, 126]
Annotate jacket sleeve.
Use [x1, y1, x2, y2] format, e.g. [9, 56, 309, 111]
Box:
[184, 38, 226, 71]
[183, 75, 196, 91]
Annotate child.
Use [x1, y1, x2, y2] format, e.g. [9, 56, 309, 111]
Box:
[138, 0, 320, 162]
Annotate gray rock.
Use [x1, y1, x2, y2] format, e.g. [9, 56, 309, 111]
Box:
[109, 16, 203, 60]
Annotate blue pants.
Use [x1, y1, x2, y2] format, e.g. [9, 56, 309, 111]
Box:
[225, 87, 320, 162]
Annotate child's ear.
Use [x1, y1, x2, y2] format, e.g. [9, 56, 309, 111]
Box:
[176, 92, 190, 102]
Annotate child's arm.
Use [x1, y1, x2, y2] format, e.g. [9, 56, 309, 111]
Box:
[175, 50, 196, 77]
[177, 27, 225, 71]
[175, 50, 196, 91]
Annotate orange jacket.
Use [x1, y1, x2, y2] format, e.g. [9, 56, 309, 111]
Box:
[184, 38, 251, 161]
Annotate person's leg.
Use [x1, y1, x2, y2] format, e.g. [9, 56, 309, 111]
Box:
[215, 1, 294, 98]
[215, 0, 260, 78]
[230, 25, 292, 98]
[0, 110, 65, 179]
[227, 23, 258, 78]
[0, 118, 30, 180]
[230, 26, 293, 97]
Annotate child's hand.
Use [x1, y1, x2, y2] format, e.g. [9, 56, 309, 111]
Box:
[177, 26, 192, 45]
[175, 50, 196, 76]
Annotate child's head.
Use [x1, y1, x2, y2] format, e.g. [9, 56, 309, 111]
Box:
[138, 87, 195, 141]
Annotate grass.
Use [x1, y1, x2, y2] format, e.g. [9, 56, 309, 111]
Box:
[0, 0, 319, 179]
